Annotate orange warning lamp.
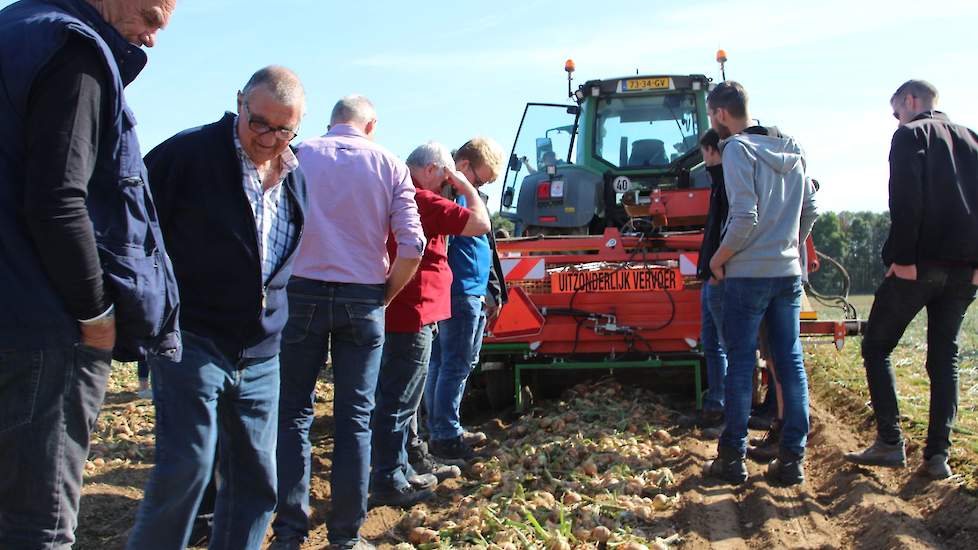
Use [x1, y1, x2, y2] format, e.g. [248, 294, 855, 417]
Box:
[716, 49, 727, 63]
[564, 59, 575, 73]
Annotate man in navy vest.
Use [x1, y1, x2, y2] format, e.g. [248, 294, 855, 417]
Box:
[127, 66, 307, 550]
[0, 1, 180, 547]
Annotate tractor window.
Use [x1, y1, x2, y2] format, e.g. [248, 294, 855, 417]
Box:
[500, 103, 578, 214]
[594, 93, 699, 170]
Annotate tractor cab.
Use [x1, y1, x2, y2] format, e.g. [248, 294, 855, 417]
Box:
[500, 65, 713, 236]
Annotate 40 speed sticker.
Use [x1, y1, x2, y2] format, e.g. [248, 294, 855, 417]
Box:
[551, 268, 683, 293]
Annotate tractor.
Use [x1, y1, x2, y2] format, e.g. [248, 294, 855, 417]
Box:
[498, 60, 712, 238]
[472, 56, 862, 413]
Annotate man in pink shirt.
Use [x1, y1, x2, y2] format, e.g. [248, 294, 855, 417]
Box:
[272, 95, 425, 550]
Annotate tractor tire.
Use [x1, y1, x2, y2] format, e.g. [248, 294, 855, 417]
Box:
[484, 366, 515, 411]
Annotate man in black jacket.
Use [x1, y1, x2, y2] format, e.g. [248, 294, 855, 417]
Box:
[846, 80, 978, 479]
[128, 66, 307, 550]
[696, 128, 728, 429]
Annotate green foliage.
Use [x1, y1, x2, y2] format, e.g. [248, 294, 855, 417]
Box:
[491, 212, 515, 238]
[810, 211, 891, 295]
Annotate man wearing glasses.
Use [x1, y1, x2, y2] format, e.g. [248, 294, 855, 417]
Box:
[127, 66, 307, 550]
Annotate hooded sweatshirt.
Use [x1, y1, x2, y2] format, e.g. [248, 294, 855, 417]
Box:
[719, 131, 818, 278]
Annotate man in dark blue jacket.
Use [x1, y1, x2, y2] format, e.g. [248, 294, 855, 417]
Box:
[127, 66, 308, 550]
[0, 1, 179, 547]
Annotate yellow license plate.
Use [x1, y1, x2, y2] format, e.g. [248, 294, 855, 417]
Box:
[551, 268, 683, 293]
[624, 77, 671, 91]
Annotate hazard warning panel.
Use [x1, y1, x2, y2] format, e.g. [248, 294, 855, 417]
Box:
[551, 268, 683, 294]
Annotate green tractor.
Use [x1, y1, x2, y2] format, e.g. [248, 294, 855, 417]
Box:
[499, 60, 714, 236]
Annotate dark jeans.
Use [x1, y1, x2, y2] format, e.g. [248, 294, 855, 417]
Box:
[720, 276, 809, 457]
[274, 278, 385, 548]
[701, 281, 727, 412]
[127, 332, 280, 550]
[0, 344, 111, 549]
[862, 265, 977, 458]
[371, 325, 434, 491]
[425, 294, 486, 442]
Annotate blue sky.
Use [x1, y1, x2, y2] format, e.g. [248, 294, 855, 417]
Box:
[6, 0, 978, 212]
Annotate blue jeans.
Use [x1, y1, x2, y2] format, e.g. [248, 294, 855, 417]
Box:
[0, 344, 111, 549]
[862, 265, 977, 458]
[371, 325, 434, 491]
[719, 277, 809, 457]
[701, 281, 727, 412]
[128, 331, 280, 550]
[425, 294, 486, 442]
[274, 278, 385, 548]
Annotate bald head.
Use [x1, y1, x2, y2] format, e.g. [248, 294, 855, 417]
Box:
[242, 66, 306, 113]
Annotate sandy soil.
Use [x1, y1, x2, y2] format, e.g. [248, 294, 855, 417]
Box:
[74, 377, 977, 549]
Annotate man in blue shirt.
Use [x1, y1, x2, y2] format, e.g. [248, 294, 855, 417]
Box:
[425, 137, 506, 462]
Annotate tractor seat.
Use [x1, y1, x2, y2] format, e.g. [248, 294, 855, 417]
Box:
[628, 139, 668, 167]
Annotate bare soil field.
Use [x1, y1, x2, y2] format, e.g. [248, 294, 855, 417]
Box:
[74, 296, 978, 549]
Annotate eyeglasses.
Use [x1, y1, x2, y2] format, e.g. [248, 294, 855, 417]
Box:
[242, 103, 298, 141]
[468, 165, 490, 186]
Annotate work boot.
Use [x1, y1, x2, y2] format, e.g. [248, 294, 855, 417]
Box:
[918, 454, 952, 480]
[462, 430, 489, 448]
[407, 472, 438, 491]
[409, 444, 461, 481]
[368, 485, 434, 509]
[844, 438, 906, 468]
[766, 450, 805, 486]
[430, 436, 476, 466]
[703, 445, 748, 485]
[747, 419, 782, 463]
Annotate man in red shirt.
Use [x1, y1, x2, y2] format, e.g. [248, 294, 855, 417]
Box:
[369, 142, 490, 507]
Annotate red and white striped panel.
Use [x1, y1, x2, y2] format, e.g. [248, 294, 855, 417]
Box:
[501, 258, 546, 281]
[679, 253, 699, 276]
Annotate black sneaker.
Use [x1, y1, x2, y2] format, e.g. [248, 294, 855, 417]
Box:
[368, 485, 433, 509]
[844, 438, 906, 468]
[918, 454, 952, 480]
[747, 419, 782, 463]
[328, 539, 377, 550]
[409, 446, 461, 481]
[462, 430, 489, 448]
[407, 472, 438, 490]
[767, 450, 805, 485]
[430, 436, 476, 465]
[704, 445, 748, 485]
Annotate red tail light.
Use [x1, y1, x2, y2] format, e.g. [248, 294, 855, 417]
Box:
[536, 181, 551, 200]
[538, 216, 558, 223]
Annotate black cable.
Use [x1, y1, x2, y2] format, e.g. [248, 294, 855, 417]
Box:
[807, 250, 858, 320]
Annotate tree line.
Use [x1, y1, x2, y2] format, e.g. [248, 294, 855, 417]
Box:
[809, 211, 891, 296]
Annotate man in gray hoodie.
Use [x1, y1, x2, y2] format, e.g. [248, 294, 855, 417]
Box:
[703, 81, 818, 486]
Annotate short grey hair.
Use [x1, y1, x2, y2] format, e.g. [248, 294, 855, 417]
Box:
[242, 65, 305, 110]
[330, 95, 376, 126]
[406, 141, 456, 171]
[892, 79, 939, 108]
